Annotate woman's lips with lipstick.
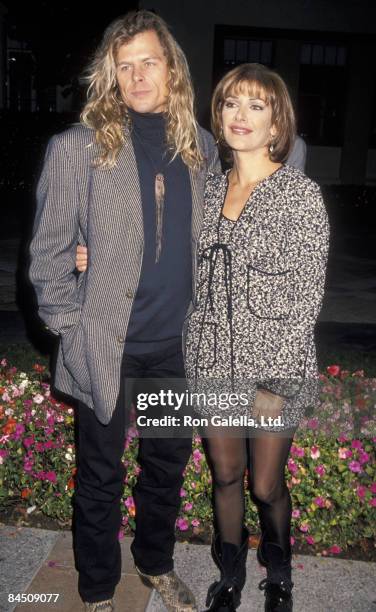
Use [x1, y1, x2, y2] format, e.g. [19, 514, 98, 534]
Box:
[229, 124, 253, 135]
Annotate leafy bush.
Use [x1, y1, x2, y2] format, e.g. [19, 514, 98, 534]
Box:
[0, 359, 375, 556]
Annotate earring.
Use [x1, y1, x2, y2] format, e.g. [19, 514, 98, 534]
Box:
[269, 141, 274, 153]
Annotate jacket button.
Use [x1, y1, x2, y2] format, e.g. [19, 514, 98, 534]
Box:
[117, 336, 125, 343]
[125, 290, 134, 299]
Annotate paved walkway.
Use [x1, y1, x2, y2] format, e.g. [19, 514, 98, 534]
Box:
[1, 527, 375, 612]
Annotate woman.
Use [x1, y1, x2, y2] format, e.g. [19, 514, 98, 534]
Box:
[75, 63, 329, 612]
[183, 63, 329, 612]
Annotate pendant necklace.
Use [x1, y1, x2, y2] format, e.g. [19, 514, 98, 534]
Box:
[133, 128, 168, 264]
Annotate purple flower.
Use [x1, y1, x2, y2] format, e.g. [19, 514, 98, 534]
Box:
[306, 536, 315, 545]
[180, 488, 187, 497]
[23, 436, 35, 448]
[176, 518, 189, 531]
[358, 451, 370, 465]
[313, 496, 325, 508]
[369, 499, 376, 507]
[315, 465, 326, 477]
[370, 483, 376, 494]
[356, 485, 366, 499]
[348, 460, 362, 473]
[351, 439, 363, 450]
[307, 418, 319, 430]
[45, 471, 57, 483]
[13, 423, 25, 440]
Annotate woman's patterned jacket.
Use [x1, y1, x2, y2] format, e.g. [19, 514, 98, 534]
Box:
[184, 165, 330, 427]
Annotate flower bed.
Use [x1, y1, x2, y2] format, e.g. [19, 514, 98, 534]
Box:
[0, 359, 375, 557]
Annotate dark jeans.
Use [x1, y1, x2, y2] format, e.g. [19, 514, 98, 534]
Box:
[73, 342, 192, 603]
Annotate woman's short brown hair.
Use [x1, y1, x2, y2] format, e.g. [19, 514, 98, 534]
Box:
[211, 63, 296, 163]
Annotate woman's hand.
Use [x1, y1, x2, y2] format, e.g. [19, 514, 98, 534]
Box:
[76, 245, 88, 272]
[252, 388, 285, 421]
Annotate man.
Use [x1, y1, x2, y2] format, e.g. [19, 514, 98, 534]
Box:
[29, 10, 218, 612]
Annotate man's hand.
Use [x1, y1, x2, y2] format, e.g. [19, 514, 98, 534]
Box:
[76, 245, 88, 272]
[252, 388, 285, 421]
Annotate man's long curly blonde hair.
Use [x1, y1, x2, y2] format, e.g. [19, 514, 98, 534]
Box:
[81, 10, 204, 169]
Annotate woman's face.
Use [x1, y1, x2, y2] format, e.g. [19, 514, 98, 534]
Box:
[221, 84, 277, 155]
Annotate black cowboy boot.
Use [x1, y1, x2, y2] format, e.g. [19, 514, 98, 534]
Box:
[258, 542, 293, 612]
[205, 527, 249, 611]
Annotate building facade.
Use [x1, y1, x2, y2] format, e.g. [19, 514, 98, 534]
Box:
[140, 0, 376, 185]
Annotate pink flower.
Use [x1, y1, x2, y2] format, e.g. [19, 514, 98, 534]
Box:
[338, 434, 349, 443]
[327, 365, 340, 377]
[2, 391, 11, 402]
[338, 447, 352, 459]
[351, 440, 363, 450]
[191, 519, 200, 527]
[287, 459, 298, 475]
[290, 445, 305, 458]
[291, 476, 301, 486]
[45, 471, 57, 483]
[193, 449, 202, 461]
[307, 418, 319, 430]
[370, 483, 376, 494]
[292, 509, 301, 518]
[358, 451, 370, 465]
[0, 358, 7, 366]
[306, 536, 315, 545]
[327, 545, 342, 554]
[184, 502, 193, 512]
[180, 488, 187, 497]
[310, 446, 320, 460]
[176, 518, 189, 531]
[124, 496, 135, 509]
[315, 465, 326, 477]
[23, 436, 35, 448]
[314, 496, 325, 508]
[118, 529, 124, 540]
[369, 499, 376, 507]
[356, 485, 366, 499]
[348, 460, 362, 473]
[290, 536, 295, 546]
[299, 523, 309, 533]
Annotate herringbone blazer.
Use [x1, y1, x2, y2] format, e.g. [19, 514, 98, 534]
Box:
[29, 123, 219, 424]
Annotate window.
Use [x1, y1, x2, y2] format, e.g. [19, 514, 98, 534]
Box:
[298, 42, 347, 145]
[222, 38, 273, 68]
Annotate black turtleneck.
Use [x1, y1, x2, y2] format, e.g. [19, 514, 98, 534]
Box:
[125, 108, 192, 354]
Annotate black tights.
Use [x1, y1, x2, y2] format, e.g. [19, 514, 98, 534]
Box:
[203, 429, 295, 559]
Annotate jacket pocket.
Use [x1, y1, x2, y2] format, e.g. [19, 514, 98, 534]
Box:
[60, 322, 91, 394]
[247, 264, 293, 320]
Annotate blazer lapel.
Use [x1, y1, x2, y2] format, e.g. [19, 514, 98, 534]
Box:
[108, 137, 143, 241]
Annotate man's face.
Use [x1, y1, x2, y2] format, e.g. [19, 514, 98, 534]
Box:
[115, 30, 169, 114]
